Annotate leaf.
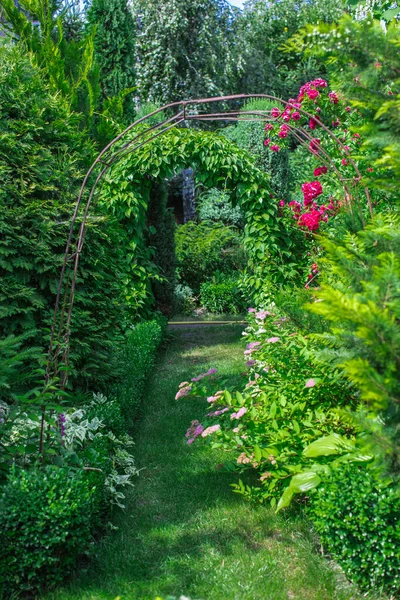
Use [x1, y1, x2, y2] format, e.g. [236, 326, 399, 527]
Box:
[303, 434, 354, 458]
[254, 445, 262, 462]
[382, 7, 400, 20]
[277, 471, 321, 511]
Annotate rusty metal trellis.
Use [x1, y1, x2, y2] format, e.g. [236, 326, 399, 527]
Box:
[46, 93, 372, 400]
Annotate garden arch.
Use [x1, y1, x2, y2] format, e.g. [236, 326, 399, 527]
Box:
[47, 93, 372, 394]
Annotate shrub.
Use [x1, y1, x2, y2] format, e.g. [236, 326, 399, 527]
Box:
[0, 466, 97, 596]
[197, 188, 244, 228]
[175, 221, 246, 294]
[176, 306, 359, 507]
[0, 45, 131, 388]
[173, 284, 196, 315]
[200, 277, 246, 314]
[110, 318, 166, 421]
[307, 464, 400, 595]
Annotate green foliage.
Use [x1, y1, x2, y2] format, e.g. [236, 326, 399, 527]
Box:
[238, 0, 344, 97]
[176, 222, 246, 294]
[309, 214, 400, 474]
[197, 188, 244, 228]
[0, 466, 96, 596]
[0, 0, 101, 123]
[200, 276, 246, 314]
[178, 307, 359, 508]
[307, 464, 400, 595]
[109, 318, 166, 421]
[173, 284, 196, 316]
[146, 182, 177, 316]
[131, 0, 241, 104]
[86, 0, 136, 117]
[101, 125, 297, 308]
[284, 15, 400, 196]
[0, 46, 130, 386]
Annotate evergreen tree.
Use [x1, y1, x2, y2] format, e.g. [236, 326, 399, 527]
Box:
[131, 0, 242, 104]
[86, 0, 136, 108]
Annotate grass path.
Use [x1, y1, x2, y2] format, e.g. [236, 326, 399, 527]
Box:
[49, 326, 362, 600]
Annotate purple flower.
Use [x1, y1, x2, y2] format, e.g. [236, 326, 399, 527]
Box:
[59, 413, 66, 438]
[185, 420, 204, 444]
[246, 342, 261, 351]
[191, 368, 217, 382]
[207, 407, 229, 417]
[256, 310, 273, 320]
[246, 360, 256, 367]
[305, 378, 316, 388]
[231, 407, 247, 420]
[201, 424, 221, 437]
[248, 308, 256, 313]
[267, 337, 280, 343]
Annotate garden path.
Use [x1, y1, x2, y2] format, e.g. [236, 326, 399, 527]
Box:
[50, 326, 360, 600]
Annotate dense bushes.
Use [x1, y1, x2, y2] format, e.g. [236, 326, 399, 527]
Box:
[110, 318, 167, 421]
[307, 464, 400, 594]
[0, 466, 97, 595]
[0, 45, 131, 387]
[200, 277, 246, 314]
[0, 318, 165, 596]
[175, 221, 246, 295]
[197, 188, 244, 228]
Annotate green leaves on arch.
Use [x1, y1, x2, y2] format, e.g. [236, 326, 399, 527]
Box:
[98, 126, 288, 311]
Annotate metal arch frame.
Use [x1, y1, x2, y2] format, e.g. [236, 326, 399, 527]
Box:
[46, 93, 372, 395]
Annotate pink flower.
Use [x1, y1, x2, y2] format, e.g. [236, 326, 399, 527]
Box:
[353, 133, 360, 139]
[298, 209, 324, 232]
[267, 337, 280, 343]
[307, 89, 319, 100]
[175, 385, 192, 400]
[305, 378, 316, 388]
[186, 420, 204, 444]
[246, 360, 256, 367]
[328, 92, 339, 104]
[302, 181, 323, 206]
[246, 342, 261, 350]
[207, 407, 229, 417]
[289, 200, 301, 213]
[278, 130, 288, 138]
[311, 78, 327, 88]
[264, 138, 271, 146]
[279, 200, 285, 206]
[231, 407, 247, 420]
[201, 424, 221, 437]
[247, 307, 256, 313]
[342, 158, 348, 166]
[282, 113, 291, 122]
[309, 117, 318, 130]
[271, 107, 281, 118]
[264, 123, 274, 131]
[309, 138, 321, 155]
[345, 106, 352, 112]
[270, 145, 280, 152]
[179, 381, 190, 388]
[291, 111, 301, 121]
[232, 427, 240, 433]
[207, 395, 219, 403]
[314, 166, 327, 177]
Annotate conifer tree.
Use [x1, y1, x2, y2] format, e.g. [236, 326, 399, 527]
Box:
[86, 0, 136, 111]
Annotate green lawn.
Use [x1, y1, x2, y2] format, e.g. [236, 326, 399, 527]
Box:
[46, 326, 367, 600]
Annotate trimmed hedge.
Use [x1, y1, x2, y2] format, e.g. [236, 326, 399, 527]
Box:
[0, 467, 97, 595]
[307, 464, 400, 595]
